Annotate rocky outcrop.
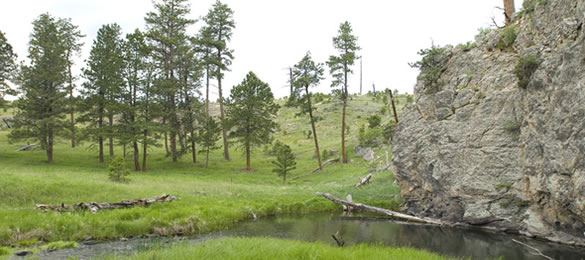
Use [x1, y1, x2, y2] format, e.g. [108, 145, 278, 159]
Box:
[392, 0, 585, 245]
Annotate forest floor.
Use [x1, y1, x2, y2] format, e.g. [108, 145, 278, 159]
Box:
[0, 93, 429, 258]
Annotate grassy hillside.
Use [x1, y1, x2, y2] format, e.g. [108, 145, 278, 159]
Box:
[0, 93, 412, 256]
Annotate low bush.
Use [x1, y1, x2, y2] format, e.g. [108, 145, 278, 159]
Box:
[514, 55, 540, 89]
[409, 44, 448, 93]
[108, 157, 130, 182]
[498, 26, 517, 50]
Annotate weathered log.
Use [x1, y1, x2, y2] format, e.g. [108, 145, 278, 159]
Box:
[343, 194, 353, 212]
[2, 118, 11, 128]
[355, 174, 372, 188]
[291, 158, 340, 180]
[317, 192, 445, 225]
[16, 144, 37, 152]
[36, 194, 177, 213]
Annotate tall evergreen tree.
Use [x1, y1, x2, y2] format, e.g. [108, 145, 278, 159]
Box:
[0, 30, 17, 107]
[327, 21, 360, 164]
[57, 18, 84, 148]
[145, 0, 194, 162]
[202, 0, 235, 161]
[194, 27, 215, 118]
[121, 29, 152, 171]
[292, 52, 325, 170]
[226, 72, 279, 171]
[80, 23, 125, 163]
[9, 13, 69, 163]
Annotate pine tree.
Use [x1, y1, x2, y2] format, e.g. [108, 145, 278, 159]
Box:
[327, 21, 360, 164]
[271, 142, 296, 185]
[145, 0, 194, 162]
[80, 23, 126, 163]
[0, 30, 17, 107]
[202, 0, 235, 161]
[504, 0, 515, 25]
[197, 116, 221, 168]
[9, 13, 69, 163]
[292, 52, 325, 170]
[226, 72, 279, 171]
[57, 18, 84, 148]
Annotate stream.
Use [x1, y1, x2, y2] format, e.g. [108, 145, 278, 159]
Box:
[19, 213, 585, 260]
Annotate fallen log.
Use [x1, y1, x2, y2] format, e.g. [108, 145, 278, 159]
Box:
[291, 158, 340, 180]
[354, 174, 372, 188]
[16, 144, 37, 152]
[317, 192, 445, 226]
[35, 194, 177, 213]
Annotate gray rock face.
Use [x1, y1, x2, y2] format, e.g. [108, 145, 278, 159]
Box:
[392, 0, 585, 245]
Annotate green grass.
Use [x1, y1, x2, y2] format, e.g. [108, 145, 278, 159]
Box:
[103, 237, 453, 260]
[41, 240, 78, 251]
[0, 94, 413, 257]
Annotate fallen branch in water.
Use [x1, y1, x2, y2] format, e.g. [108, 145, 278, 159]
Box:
[512, 239, 554, 260]
[291, 158, 340, 180]
[355, 174, 372, 188]
[331, 231, 344, 247]
[317, 192, 445, 225]
[35, 194, 177, 213]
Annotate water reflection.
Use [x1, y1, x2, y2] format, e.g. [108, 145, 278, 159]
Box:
[36, 214, 585, 260]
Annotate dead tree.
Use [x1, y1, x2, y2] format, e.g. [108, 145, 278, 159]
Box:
[504, 0, 515, 25]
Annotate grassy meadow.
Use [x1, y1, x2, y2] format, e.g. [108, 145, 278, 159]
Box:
[0, 94, 413, 257]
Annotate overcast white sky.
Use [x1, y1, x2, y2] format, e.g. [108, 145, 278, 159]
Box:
[0, 0, 524, 99]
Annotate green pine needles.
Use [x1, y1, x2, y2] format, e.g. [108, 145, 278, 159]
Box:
[271, 142, 297, 185]
[108, 156, 130, 182]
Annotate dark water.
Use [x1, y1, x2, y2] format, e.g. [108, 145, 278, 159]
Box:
[25, 214, 585, 260]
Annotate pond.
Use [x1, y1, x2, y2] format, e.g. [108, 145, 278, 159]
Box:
[29, 214, 585, 260]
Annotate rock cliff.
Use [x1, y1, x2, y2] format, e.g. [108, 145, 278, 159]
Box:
[392, 0, 585, 245]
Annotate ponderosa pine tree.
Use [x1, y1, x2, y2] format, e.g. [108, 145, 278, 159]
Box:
[197, 116, 221, 168]
[145, 0, 194, 162]
[292, 52, 325, 170]
[9, 13, 69, 163]
[504, 0, 515, 25]
[202, 0, 235, 161]
[121, 29, 152, 171]
[80, 23, 125, 163]
[271, 142, 296, 185]
[57, 18, 84, 148]
[0, 30, 17, 107]
[327, 21, 360, 164]
[194, 27, 215, 118]
[226, 72, 279, 171]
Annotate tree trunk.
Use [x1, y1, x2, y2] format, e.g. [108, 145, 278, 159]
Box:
[123, 144, 126, 158]
[191, 138, 196, 163]
[205, 147, 210, 168]
[388, 90, 399, 123]
[289, 68, 293, 97]
[246, 145, 251, 171]
[108, 115, 114, 157]
[218, 49, 230, 161]
[69, 72, 76, 148]
[133, 141, 140, 171]
[47, 127, 54, 164]
[206, 65, 210, 118]
[98, 114, 104, 163]
[504, 0, 515, 25]
[342, 70, 348, 163]
[283, 173, 286, 185]
[306, 88, 322, 170]
[142, 130, 148, 172]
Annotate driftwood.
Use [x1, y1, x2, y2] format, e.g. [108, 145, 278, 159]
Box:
[36, 194, 177, 213]
[317, 192, 445, 225]
[331, 231, 345, 247]
[355, 174, 372, 188]
[2, 118, 11, 128]
[343, 194, 353, 212]
[16, 144, 37, 152]
[291, 158, 340, 180]
[511, 239, 554, 260]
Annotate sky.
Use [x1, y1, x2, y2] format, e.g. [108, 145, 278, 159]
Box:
[0, 0, 524, 99]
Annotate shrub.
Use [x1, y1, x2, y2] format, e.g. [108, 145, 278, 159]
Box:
[321, 149, 330, 161]
[382, 121, 397, 142]
[502, 120, 522, 135]
[514, 55, 540, 89]
[458, 41, 476, 52]
[522, 0, 547, 14]
[367, 115, 381, 128]
[358, 124, 383, 147]
[475, 27, 493, 42]
[497, 26, 517, 50]
[409, 44, 447, 93]
[108, 157, 130, 182]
